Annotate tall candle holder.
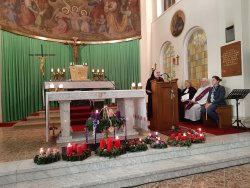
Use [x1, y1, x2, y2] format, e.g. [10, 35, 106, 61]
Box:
[51, 68, 66, 81]
[92, 68, 105, 81]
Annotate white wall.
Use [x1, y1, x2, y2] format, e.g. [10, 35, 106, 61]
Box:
[150, 0, 250, 119]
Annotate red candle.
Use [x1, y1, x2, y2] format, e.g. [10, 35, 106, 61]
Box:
[77, 146, 82, 154]
[99, 139, 106, 148]
[81, 143, 87, 151]
[107, 138, 113, 151]
[67, 143, 72, 155]
[115, 136, 120, 149]
[72, 143, 78, 152]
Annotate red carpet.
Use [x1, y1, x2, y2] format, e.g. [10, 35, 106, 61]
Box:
[160, 121, 248, 136]
[0, 122, 16, 127]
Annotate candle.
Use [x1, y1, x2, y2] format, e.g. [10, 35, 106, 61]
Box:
[67, 143, 72, 155]
[155, 131, 158, 136]
[115, 136, 120, 149]
[81, 143, 87, 151]
[102, 69, 104, 73]
[97, 69, 100, 73]
[92, 69, 95, 73]
[51, 68, 54, 73]
[77, 146, 82, 154]
[57, 68, 60, 72]
[62, 68, 65, 72]
[70, 62, 72, 66]
[131, 82, 136, 87]
[137, 82, 142, 89]
[95, 110, 99, 119]
[107, 138, 113, 151]
[72, 143, 78, 152]
[58, 84, 63, 89]
[198, 128, 202, 132]
[139, 138, 142, 142]
[99, 139, 106, 148]
[40, 147, 44, 155]
[49, 83, 54, 88]
[85, 63, 87, 66]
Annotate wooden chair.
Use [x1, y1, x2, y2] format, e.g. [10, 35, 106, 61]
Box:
[202, 105, 232, 128]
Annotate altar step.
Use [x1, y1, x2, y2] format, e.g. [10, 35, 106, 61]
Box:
[1, 133, 250, 187]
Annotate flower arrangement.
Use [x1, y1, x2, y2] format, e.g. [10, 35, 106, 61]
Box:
[167, 133, 192, 147]
[34, 147, 61, 165]
[86, 106, 125, 139]
[143, 132, 160, 144]
[150, 138, 168, 149]
[95, 137, 126, 158]
[187, 128, 206, 143]
[62, 143, 91, 162]
[126, 138, 148, 152]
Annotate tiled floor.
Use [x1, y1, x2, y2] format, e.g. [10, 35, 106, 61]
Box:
[1, 125, 250, 188]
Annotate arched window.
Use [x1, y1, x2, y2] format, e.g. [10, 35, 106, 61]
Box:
[187, 29, 208, 89]
[163, 42, 175, 79]
[164, 0, 176, 11]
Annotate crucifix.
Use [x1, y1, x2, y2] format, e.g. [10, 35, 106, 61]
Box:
[29, 45, 55, 77]
[65, 37, 85, 64]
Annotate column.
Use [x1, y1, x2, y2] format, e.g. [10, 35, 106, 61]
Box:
[58, 100, 72, 142]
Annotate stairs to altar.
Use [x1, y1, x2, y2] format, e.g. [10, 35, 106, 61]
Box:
[1, 132, 250, 188]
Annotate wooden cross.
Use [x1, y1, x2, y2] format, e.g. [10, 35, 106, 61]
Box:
[29, 44, 55, 77]
[65, 37, 85, 64]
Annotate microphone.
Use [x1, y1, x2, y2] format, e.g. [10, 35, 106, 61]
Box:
[160, 73, 170, 78]
[104, 75, 119, 90]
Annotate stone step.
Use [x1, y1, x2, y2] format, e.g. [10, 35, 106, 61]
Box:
[1, 133, 250, 187]
[14, 119, 61, 127]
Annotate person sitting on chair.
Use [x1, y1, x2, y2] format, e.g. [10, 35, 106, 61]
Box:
[184, 78, 210, 122]
[201, 76, 226, 124]
[179, 80, 197, 121]
[146, 69, 164, 120]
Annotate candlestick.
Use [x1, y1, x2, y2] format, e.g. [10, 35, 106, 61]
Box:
[97, 69, 100, 73]
[107, 138, 113, 151]
[49, 83, 55, 88]
[131, 82, 136, 89]
[115, 136, 120, 149]
[67, 143, 72, 155]
[57, 68, 60, 72]
[81, 143, 87, 151]
[58, 84, 63, 89]
[137, 82, 142, 89]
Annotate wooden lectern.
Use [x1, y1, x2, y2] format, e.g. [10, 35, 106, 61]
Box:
[150, 79, 179, 131]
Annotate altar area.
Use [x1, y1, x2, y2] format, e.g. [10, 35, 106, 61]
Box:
[46, 89, 148, 143]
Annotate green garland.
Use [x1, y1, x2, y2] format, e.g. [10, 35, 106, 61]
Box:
[34, 153, 61, 165]
[95, 146, 126, 158]
[166, 137, 192, 147]
[62, 150, 91, 162]
[126, 143, 148, 152]
[150, 141, 168, 149]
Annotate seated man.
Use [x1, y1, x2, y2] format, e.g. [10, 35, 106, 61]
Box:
[184, 78, 210, 122]
[201, 76, 226, 124]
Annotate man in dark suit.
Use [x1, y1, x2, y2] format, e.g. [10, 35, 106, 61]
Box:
[200, 76, 226, 124]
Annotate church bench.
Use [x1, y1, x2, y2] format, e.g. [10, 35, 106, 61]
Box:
[202, 105, 233, 128]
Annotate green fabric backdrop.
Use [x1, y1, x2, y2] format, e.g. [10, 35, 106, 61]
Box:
[0, 30, 140, 122]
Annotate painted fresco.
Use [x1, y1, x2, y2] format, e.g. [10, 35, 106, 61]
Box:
[0, 0, 141, 43]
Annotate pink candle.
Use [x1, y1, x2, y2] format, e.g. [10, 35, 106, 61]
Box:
[81, 143, 87, 151]
[99, 139, 106, 148]
[72, 143, 78, 152]
[107, 138, 113, 151]
[115, 136, 120, 149]
[67, 143, 72, 155]
[77, 146, 82, 154]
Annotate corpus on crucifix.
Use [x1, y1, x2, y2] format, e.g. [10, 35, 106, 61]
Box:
[66, 37, 85, 64]
[29, 44, 55, 77]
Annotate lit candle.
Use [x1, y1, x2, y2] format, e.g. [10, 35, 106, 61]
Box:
[137, 82, 142, 89]
[95, 110, 99, 119]
[57, 68, 60, 72]
[115, 136, 120, 149]
[107, 138, 113, 151]
[66, 143, 72, 155]
[58, 84, 63, 89]
[99, 139, 106, 148]
[70, 62, 72, 66]
[51, 68, 54, 72]
[139, 138, 142, 142]
[92, 69, 95, 73]
[198, 128, 202, 133]
[155, 131, 158, 136]
[85, 63, 87, 66]
[62, 68, 65, 72]
[81, 143, 87, 151]
[49, 83, 54, 88]
[131, 82, 136, 89]
[40, 147, 44, 155]
[97, 69, 100, 73]
[102, 69, 104, 73]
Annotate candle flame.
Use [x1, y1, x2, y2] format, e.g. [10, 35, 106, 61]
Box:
[67, 143, 71, 146]
[116, 136, 119, 140]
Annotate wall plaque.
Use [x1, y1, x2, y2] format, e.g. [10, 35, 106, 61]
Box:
[221, 41, 242, 77]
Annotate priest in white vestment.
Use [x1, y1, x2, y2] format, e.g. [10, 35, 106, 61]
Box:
[184, 78, 210, 121]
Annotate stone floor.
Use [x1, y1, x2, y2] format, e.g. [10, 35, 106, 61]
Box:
[1, 125, 250, 188]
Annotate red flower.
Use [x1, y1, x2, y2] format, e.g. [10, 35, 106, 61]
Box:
[170, 133, 175, 139]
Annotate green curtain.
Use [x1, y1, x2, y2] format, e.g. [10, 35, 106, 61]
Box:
[1, 30, 140, 122]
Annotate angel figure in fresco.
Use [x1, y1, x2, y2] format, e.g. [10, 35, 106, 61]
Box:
[104, 0, 119, 34]
[80, 10, 91, 33]
[17, 0, 38, 26]
[51, 8, 69, 34]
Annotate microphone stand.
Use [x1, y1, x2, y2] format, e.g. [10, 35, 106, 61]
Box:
[162, 73, 175, 130]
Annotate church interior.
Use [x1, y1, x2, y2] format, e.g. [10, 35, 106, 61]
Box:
[1, 0, 250, 187]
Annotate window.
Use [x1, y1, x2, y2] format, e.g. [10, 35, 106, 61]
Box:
[164, 0, 176, 11]
[163, 42, 175, 79]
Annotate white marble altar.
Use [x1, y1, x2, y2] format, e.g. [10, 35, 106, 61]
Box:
[45, 90, 148, 143]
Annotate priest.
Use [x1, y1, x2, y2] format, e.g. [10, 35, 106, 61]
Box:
[184, 78, 210, 122]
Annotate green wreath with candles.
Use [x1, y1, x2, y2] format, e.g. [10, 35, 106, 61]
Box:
[126, 139, 148, 152]
[34, 148, 61, 165]
[95, 146, 126, 158]
[62, 149, 91, 162]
